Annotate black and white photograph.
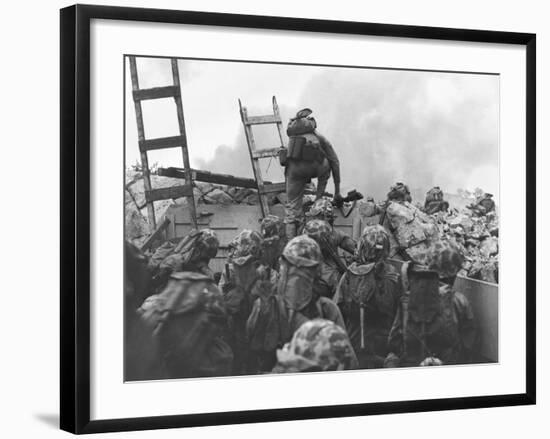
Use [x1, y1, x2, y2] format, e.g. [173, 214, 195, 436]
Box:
[124, 56, 499, 381]
[0, 0, 544, 436]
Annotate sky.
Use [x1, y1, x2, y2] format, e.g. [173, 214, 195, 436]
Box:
[125, 57, 499, 200]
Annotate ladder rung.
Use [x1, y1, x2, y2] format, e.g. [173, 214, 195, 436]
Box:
[133, 86, 180, 101]
[252, 147, 282, 159]
[139, 135, 187, 152]
[245, 114, 281, 125]
[259, 182, 286, 194]
[145, 184, 193, 203]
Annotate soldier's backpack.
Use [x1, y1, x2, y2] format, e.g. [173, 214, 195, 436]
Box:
[386, 201, 437, 249]
[148, 230, 204, 287]
[139, 271, 233, 378]
[286, 108, 317, 136]
[335, 262, 394, 351]
[397, 263, 439, 360]
[147, 241, 176, 273]
[336, 263, 376, 308]
[286, 109, 325, 163]
[287, 133, 324, 163]
[401, 264, 440, 326]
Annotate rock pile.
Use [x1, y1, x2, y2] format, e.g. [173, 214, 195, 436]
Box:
[433, 209, 499, 283]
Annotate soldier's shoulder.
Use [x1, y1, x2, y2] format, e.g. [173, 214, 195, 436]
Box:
[314, 130, 330, 143]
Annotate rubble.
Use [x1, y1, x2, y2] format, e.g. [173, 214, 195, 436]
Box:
[356, 196, 499, 284]
[203, 188, 234, 205]
[437, 208, 499, 284]
[125, 172, 274, 245]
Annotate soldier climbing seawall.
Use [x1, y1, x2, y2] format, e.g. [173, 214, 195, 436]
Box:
[281, 108, 342, 239]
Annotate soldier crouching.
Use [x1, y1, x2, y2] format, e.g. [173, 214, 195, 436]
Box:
[334, 225, 401, 368]
[385, 241, 477, 367]
[277, 235, 346, 334]
[304, 215, 355, 298]
[219, 230, 277, 375]
[138, 271, 233, 379]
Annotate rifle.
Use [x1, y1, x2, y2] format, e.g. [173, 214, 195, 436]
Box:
[224, 262, 231, 283]
[318, 234, 348, 274]
[342, 189, 364, 203]
[333, 189, 363, 209]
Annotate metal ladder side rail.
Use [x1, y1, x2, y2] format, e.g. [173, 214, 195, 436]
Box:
[238, 96, 287, 217]
[128, 56, 197, 230]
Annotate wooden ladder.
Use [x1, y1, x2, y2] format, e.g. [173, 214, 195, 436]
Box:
[128, 56, 197, 229]
[239, 96, 286, 217]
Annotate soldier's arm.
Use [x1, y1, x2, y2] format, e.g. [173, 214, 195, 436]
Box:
[316, 131, 341, 194]
[335, 230, 356, 254]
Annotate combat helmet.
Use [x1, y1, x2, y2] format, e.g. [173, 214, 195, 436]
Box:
[228, 229, 263, 266]
[194, 229, 219, 261]
[174, 228, 219, 264]
[260, 214, 286, 239]
[387, 182, 412, 202]
[273, 319, 358, 372]
[303, 219, 332, 246]
[282, 235, 322, 268]
[306, 198, 335, 223]
[426, 240, 464, 281]
[357, 224, 390, 264]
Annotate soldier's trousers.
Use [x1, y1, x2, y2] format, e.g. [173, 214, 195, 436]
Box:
[284, 159, 331, 227]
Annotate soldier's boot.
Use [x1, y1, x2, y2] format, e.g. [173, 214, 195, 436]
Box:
[285, 223, 297, 240]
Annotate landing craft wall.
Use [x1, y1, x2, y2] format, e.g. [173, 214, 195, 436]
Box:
[163, 203, 355, 272]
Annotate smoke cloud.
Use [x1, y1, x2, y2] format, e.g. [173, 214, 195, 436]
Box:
[191, 67, 499, 201]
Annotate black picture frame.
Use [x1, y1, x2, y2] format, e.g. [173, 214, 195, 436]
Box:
[60, 4, 536, 434]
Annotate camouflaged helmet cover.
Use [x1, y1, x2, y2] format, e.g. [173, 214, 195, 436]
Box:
[195, 229, 219, 260]
[275, 319, 358, 372]
[357, 224, 390, 263]
[229, 229, 263, 266]
[426, 240, 464, 279]
[304, 219, 332, 245]
[282, 235, 322, 268]
[260, 215, 286, 239]
[387, 182, 411, 201]
[305, 198, 335, 221]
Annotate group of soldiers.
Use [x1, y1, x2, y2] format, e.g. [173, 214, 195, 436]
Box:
[124, 107, 478, 381]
